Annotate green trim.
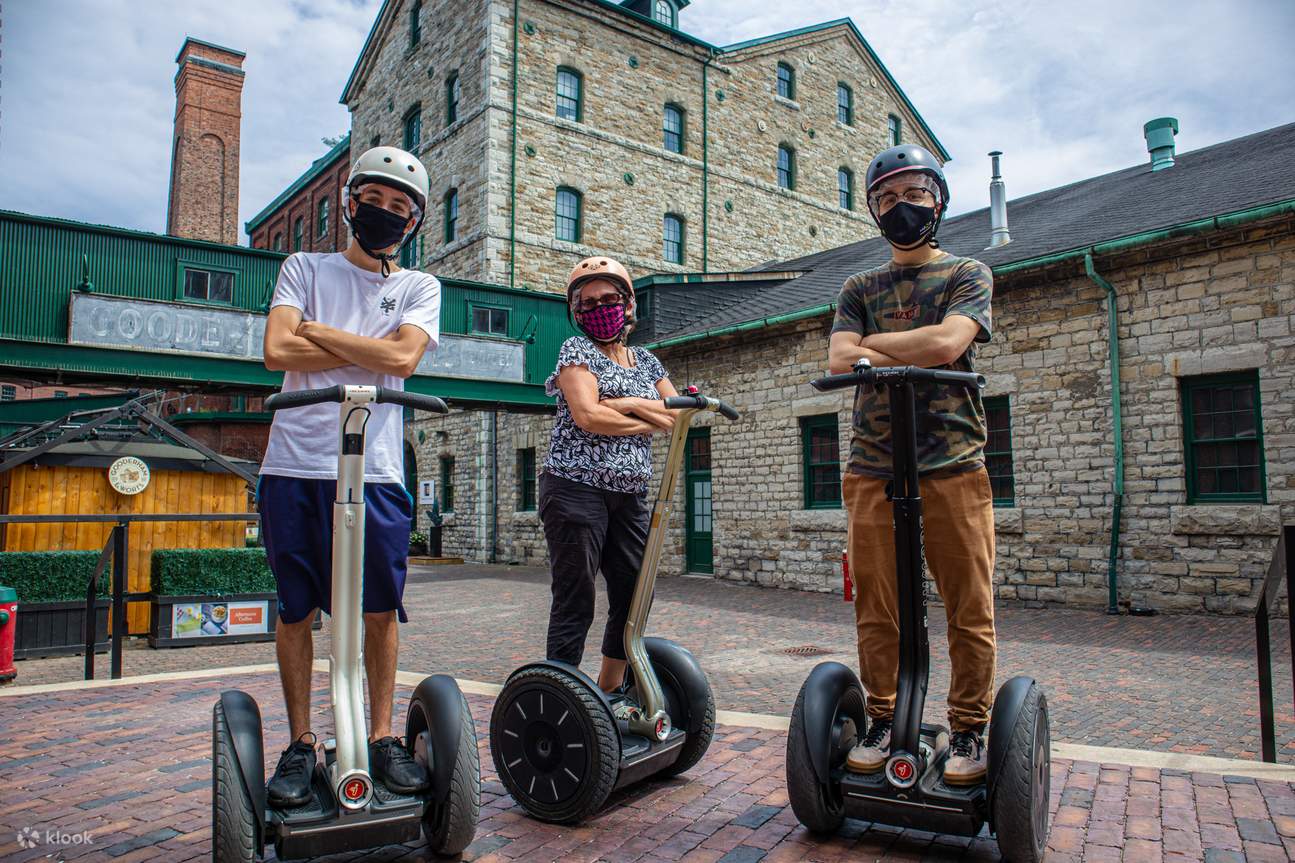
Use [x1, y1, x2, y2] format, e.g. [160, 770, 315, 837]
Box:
[176, 37, 245, 62]
[517, 447, 537, 511]
[402, 103, 423, 151]
[837, 82, 853, 126]
[983, 395, 1015, 507]
[181, 56, 245, 78]
[663, 213, 685, 264]
[245, 134, 351, 234]
[169, 411, 272, 425]
[555, 186, 583, 242]
[340, 0, 392, 103]
[663, 102, 685, 154]
[0, 208, 284, 261]
[776, 62, 795, 100]
[444, 188, 459, 243]
[587, 0, 713, 50]
[838, 167, 854, 211]
[440, 455, 455, 513]
[468, 301, 511, 337]
[175, 259, 239, 306]
[800, 414, 842, 509]
[1083, 253, 1125, 614]
[556, 66, 584, 122]
[1181, 371, 1267, 504]
[778, 143, 796, 190]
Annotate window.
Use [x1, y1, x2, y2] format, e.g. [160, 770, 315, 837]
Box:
[403, 105, 422, 151]
[182, 267, 234, 303]
[1183, 372, 1266, 503]
[555, 187, 582, 242]
[984, 396, 1015, 506]
[439, 456, 455, 512]
[556, 67, 582, 122]
[801, 415, 841, 508]
[409, 0, 421, 47]
[446, 73, 460, 125]
[293, 217, 304, 251]
[777, 144, 795, 190]
[442, 189, 458, 243]
[1, 385, 15, 401]
[653, 0, 675, 26]
[471, 305, 509, 336]
[272, 232, 284, 252]
[663, 213, 684, 264]
[838, 168, 854, 211]
[837, 83, 853, 125]
[888, 114, 902, 146]
[776, 62, 795, 100]
[316, 196, 329, 238]
[663, 104, 684, 154]
[400, 237, 417, 269]
[517, 448, 537, 511]
[54, 391, 68, 398]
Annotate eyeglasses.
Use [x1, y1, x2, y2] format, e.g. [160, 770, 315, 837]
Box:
[869, 187, 936, 211]
[574, 294, 624, 313]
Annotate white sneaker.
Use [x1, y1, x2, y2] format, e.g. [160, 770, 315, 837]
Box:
[846, 718, 892, 773]
[943, 728, 987, 785]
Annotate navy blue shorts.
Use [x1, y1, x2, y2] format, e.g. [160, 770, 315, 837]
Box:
[259, 474, 413, 625]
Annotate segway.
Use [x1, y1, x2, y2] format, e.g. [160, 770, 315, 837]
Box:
[212, 384, 480, 861]
[785, 361, 1050, 862]
[489, 387, 738, 823]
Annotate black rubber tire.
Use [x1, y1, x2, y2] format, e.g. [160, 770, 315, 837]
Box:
[655, 665, 715, 778]
[414, 689, 481, 857]
[991, 684, 1051, 863]
[785, 679, 860, 835]
[212, 701, 258, 863]
[489, 667, 619, 823]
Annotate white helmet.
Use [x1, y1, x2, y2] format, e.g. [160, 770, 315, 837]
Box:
[346, 146, 429, 214]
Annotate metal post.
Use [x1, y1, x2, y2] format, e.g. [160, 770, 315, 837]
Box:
[1258, 604, 1276, 762]
[110, 523, 127, 680]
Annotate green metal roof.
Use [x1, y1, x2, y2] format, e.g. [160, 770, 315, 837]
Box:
[244, 133, 352, 235]
[341, 0, 394, 105]
[720, 19, 949, 162]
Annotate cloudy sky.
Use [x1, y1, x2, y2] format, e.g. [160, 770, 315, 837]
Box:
[3, 0, 1293, 243]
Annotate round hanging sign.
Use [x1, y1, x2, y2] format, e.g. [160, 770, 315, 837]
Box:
[108, 456, 150, 495]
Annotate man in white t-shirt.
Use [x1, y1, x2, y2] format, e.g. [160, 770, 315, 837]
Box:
[259, 146, 441, 805]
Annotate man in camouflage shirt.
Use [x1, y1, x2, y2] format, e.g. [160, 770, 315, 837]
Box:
[828, 144, 995, 785]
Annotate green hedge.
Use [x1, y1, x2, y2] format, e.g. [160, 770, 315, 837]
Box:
[0, 551, 106, 603]
[151, 548, 276, 596]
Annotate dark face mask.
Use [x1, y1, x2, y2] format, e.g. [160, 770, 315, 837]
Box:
[350, 201, 410, 258]
[878, 201, 937, 249]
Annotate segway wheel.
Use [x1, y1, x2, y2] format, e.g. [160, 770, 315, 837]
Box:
[785, 678, 861, 834]
[408, 682, 481, 856]
[649, 659, 715, 778]
[213, 701, 258, 863]
[490, 667, 618, 823]
[991, 683, 1051, 863]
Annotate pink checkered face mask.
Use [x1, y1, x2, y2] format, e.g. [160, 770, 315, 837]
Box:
[575, 301, 627, 342]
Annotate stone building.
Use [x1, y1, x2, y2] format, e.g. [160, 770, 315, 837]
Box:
[415, 120, 1295, 615]
[245, 135, 351, 254]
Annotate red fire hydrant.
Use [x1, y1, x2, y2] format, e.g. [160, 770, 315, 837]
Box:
[0, 586, 17, 684]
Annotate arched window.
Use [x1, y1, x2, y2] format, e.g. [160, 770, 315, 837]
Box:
[555, 187, 582, 242]
[316, 196, 329, 237]
[776, 62, 795, 100]
[663, 213, 684, 264]
[838, 168, 854, 211]
[446, 73, 460, 125]
[556, 67, 582, 122]
[292, 217, 304, 251]
[663, 104, 684, 154]
[777, 144, 795, 190]
[654, 0, 675, 27]
[444, 188, 459, 243]
[837, 83, 853, 126]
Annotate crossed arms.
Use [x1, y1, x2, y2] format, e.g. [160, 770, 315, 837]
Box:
[827, 314, 983, 374]
[263, 305, 430, 378]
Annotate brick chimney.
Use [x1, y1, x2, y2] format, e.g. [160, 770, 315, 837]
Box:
[167, 38, 245, 245]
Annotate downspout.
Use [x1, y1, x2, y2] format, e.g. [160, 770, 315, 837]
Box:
[508, 0, 520, 288]
[1083, 251, 1125, 615]
[701, 51, 713, 272]
[490, 409, 499, 564]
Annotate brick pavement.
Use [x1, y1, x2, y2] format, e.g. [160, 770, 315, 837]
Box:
[4, 671, 1295, 862]
[12, 564, 1295, 762]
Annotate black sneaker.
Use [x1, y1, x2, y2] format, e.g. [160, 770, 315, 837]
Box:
[846, 717, 892, 773]
[267, 732, 317, 807]
[369, 736, 430, 795]
[944, 728, 987, 786]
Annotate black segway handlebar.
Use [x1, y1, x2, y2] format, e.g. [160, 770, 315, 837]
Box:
[265, 384, 449, 414]
[811, 365, 985, 393]
[664, 394, 740, 420]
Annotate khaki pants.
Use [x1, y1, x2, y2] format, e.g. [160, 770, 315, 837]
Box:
[844, 468, 996, 731]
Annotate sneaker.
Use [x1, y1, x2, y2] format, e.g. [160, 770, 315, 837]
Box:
[267, 732, 317, 807]
[369, 736, 430, 795]
[944, 728, 988, 785]
[846, 717, 892, 773]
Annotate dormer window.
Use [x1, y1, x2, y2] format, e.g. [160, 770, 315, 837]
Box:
[653, 0, 675, 27]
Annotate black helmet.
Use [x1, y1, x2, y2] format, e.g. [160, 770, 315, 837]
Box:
[865, 144, 950, 207]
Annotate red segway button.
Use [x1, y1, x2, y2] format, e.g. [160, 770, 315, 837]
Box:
[343, 778, 367, 801]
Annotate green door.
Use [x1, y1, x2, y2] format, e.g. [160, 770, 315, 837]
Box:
[684, 427, 713, 574]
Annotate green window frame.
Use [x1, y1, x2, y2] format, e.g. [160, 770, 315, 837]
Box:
[444, 188, 458, 243]
[440, 455, 455, 512]
[663, 103, 684, 154]
[984, 395, 1015, 507]
[408, 0, 421, 47]
[801, 414, 842, 509]
[888, 113, 902, 146]
[400, 236, 417, 269]
[2, 385, 16, 401]
[292, 216, 304, 251]
[837, 83, 853, 125]
[1182, 372, 1266, 503]
[316, 196, 329, 238]
[470, 303, 509, 336]
[555, 186, 582, 242]
[776, 62, 795, 100]
[663, 213, 684, 264]
[176, 260, 237, 305]
[556, 67, 582, 122]
[653, 0, 675, 27]
[446, 73, 460, 125]
[777, 144, 795, 190]
[403, 104, 422, 151]
[517, 448, 537, 511]
[838, 167, 854, 211]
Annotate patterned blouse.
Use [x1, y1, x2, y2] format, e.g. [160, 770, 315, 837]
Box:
[543, 337, 668, 494]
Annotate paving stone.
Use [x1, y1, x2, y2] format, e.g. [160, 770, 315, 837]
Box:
[1235, 816, 1281, 844]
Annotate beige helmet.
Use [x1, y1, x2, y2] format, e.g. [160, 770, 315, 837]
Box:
[346, 146, 429, 214]
[566, 256, 634, 305]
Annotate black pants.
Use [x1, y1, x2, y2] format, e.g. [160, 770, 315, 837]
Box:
[539, 472, 649, 665]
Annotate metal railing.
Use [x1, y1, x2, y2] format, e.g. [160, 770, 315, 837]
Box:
[1256, 525, 1294, 763]
[0, 513, 259, 680]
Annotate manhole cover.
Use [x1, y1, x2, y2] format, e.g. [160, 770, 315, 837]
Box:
[782, 645, 832, 657]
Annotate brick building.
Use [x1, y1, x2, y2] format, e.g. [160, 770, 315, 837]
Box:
[414, 121, 1295, 615]
[245, 134, 351, 253]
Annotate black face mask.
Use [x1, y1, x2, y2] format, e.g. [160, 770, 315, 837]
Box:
[878, 201, 938, 249]
[350, 202, 411, 274]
